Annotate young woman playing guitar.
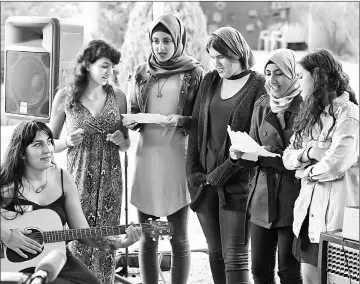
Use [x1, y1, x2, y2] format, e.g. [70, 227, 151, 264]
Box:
[0, 121, 141, 284]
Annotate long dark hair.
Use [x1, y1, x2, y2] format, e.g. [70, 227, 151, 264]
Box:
[293, 48, 358, 149]
[0, 121, 55, 217]
[66, 39, 121, 109]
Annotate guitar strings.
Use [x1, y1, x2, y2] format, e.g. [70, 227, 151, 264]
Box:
[28, 225, 139, 239]
[27, 223, 168, 242]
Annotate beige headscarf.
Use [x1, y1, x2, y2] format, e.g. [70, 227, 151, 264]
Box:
[264, 48, 301, 129]
[147, 13, 202, 78]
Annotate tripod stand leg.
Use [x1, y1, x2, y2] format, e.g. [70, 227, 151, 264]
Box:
[115, 274, 134, 284]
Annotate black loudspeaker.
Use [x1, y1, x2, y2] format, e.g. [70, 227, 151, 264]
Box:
[319, 230, 359, 284]
[4, 16, 84, 121]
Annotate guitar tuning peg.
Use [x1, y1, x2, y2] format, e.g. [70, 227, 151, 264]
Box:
[152, 237, 156, 241]
[168, 236, 172, 240]
[160, 236, 164, 240]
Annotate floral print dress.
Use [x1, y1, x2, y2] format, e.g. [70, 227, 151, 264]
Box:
[65, 87, 124, 284]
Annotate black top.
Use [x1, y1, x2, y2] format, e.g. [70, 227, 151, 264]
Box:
[4, 169, 67, 226]
[206, 83, 241, 173]
[186, 69, 266, 212]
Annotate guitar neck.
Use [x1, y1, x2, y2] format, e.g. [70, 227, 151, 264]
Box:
[43, 225, 138, 243]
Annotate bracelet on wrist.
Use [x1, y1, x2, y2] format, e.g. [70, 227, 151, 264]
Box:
[3, 229, 13, 245]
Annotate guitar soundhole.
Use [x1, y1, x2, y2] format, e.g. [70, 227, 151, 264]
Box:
[6, 228, 44, 263]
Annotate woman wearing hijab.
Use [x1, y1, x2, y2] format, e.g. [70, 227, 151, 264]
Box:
[123, 13, 203, 284]
[230, 49, 303, 284]
[186, 27, 266, 284]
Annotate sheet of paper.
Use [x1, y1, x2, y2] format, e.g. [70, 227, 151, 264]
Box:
[295, 169, 305, 179]
[227, 126, 280, 158]
[241, 152, 259, 161]
[122, 113, 167, 124]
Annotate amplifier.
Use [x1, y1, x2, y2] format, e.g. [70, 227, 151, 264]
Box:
[319, 230, 359, 284]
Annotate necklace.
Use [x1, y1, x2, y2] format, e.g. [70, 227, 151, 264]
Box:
[25, 170, 48, 194]
[85, 93, 101, 102]
[227, 70, 251, 80]
[157, 77, 169, 98]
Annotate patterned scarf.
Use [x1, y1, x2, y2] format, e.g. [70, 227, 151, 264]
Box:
[147, 13, 202, 78]
[264, 49, 301, 129]
[211, 26, 255, 70]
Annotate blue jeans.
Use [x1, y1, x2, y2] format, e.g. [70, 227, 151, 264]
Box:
[196, 187, 250, 284]
[138, 205, 190, 284]
[251, 223, 302, 284]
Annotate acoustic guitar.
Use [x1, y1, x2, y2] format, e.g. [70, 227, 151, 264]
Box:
[1, 209, 174, 272]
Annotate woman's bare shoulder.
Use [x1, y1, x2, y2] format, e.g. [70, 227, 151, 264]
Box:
[48, 165, 74, 188]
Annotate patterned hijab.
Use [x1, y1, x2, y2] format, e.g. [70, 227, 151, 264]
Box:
[264, 48, 301, 129]
[211, 27, 255, 70]
[147, 13, 202, 78]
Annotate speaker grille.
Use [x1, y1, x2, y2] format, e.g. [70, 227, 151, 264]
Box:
[5, 50, 50, 118]
[327, 242, 359, 281]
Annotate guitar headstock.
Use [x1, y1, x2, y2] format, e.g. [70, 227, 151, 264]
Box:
[140, 220, 174, 238]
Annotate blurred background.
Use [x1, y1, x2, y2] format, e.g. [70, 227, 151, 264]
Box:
[1, 1, 359, 103]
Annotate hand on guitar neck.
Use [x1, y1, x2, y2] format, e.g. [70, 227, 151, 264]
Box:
[85, 225, 142, 250]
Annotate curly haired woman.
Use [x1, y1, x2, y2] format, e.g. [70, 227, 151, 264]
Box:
[49, 39, 129, 284]
[282, 48, 359, 284]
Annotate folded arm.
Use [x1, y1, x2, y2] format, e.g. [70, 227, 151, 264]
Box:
[282, 133, 313, 170]
[304, 116, 359, 182]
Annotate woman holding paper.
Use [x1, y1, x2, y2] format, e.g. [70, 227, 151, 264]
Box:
[186, 27, 266, 284]
[229, 49, 303, 284]
[49, 39, 129, 283]
[282, 49, 359, 284]
[122, 14, 203, 284]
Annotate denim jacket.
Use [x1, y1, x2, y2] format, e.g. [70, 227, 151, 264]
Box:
[130, 63, 204, 136]
[283, 92, 359, 243]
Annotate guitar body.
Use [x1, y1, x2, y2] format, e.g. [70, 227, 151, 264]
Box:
[1, 209, 174, 273]
[1, 209, 66, 272]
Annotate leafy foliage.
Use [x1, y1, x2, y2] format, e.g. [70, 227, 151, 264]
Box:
[311, 2, 359, 60]
[290, 2, 359, 61]
[98, 2, 135, 47]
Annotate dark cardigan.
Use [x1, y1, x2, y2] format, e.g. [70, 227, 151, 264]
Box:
[186, 69, 266, 211]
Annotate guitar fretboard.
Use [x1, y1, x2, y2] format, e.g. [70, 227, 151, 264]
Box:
[43, 225, 139, 243]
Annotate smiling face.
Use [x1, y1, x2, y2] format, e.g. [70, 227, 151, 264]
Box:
[208, 47, 242, 79]
[265, 63, 292, 98]
[87, 57, 114, 86]
[296, 63, 315, 101]
[151, 31, 175, 62]
[25, 131, 54, 171]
